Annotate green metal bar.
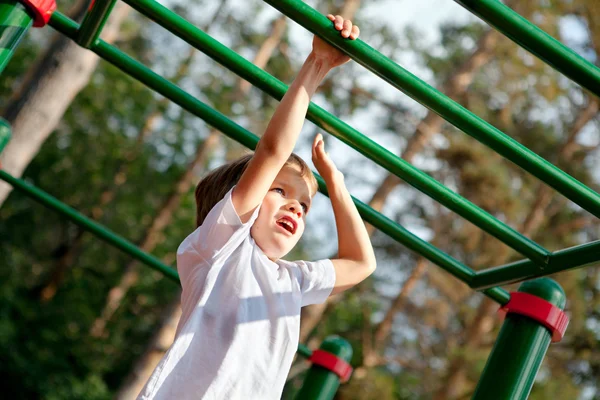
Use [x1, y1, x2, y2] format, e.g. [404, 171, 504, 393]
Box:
[0, 118, 10, 153]
[473, 240, 600, 289]
[472, 279, 566, 399]
[297, 343, 312, 359]
[48, 12, 512, 301]
[456, 0, 600, 97]
[0, 169, 180, 282]
[76, 0, 117, 48]
[261, 0, 600, 221]
[0, 170, 321, 358]
[121, 0, 550, 267]
[0, 0, 33, 74]
[295, 336, 353, 399]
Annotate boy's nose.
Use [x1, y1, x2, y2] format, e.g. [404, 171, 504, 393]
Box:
[287, 202, 302, 217]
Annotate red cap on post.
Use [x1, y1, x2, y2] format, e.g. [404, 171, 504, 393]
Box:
[499, 291, 569, 342]
[20, 0, 56, 27]
[309, 349, 353, 383]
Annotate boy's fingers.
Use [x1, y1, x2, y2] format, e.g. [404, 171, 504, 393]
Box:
[342, 20, 352, 37]
[350, 25, 360, 40]
[318, 140, 328, 157]
[334, 15, 343, 30]
[312, 133, 321, 149]
[327, 14, 335, 21]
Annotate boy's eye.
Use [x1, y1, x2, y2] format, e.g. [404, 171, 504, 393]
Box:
[273, 188, 285, 195]
[301, 203, 308, 213]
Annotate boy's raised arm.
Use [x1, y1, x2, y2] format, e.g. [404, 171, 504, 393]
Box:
[311, 134, 377, 294]
[232, 15, 359, 222]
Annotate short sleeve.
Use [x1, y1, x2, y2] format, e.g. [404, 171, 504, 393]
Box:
[177, 187, 260, 284]
[291, 259, 336, 307]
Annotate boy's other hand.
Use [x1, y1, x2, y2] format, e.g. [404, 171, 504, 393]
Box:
[312, 133, 341, 182]
[311, 15, 359, 69]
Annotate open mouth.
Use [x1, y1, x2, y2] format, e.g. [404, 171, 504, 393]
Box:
[276, 216, 297, 235]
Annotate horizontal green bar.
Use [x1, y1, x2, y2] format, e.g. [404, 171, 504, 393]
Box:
[457, 0, 600, 97]
[262, 0, 600, 221]
[473, 240, 600, 289]
[47, 11, 496, 292]
[121, 0, 549, 267]
[76, 0, 117, 48]
[0, 170, 180, 282]
[0, 170, 325, 355]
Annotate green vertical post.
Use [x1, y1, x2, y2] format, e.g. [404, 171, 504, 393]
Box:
[0, 0, 33, 74]
[472, 278, 567, 399]
[295, 336, 353, 400]
[76, 0, 117, 48]
[0, 118, 10, 154]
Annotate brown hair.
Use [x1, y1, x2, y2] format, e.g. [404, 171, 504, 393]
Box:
[194, 153, 318, 227]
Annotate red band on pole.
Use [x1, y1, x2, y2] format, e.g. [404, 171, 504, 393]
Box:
[20, 0, 56, 27]
[309, 349, 353, 383]
[499, 292, 569, 342]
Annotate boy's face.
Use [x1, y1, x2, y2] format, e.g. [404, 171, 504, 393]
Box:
[251, 164, 314, 260]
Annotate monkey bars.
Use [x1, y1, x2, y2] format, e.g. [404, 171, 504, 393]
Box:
[2, 0, 600, 396]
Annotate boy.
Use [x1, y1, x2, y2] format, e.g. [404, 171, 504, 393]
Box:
[139, 14, 375, 399]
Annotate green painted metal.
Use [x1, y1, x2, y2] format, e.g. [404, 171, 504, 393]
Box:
[121, 0, 550, 267]
[456, 0, 600, 97]
[297, 343, 312, 359]
[261, 0, 600, 221]
[296, 336, 353, 400]
[473, 240, 600, 289]
[0, 118, 10, 153]
[0, 169, 180, 281]
[76, 0, 117, 48]
[472, 279, 566, 399]
[48, 11, 513, 304]
[0, 0, 32, 74]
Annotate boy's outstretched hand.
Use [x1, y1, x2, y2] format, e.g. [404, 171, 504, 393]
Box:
[312, 15, 359, 69]
[312, 133, 340, 183]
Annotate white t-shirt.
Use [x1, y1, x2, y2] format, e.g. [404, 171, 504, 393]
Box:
[138, 188, 336, 400]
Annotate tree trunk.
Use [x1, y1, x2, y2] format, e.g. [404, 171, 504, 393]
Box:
[0, 2, 131, 206]
[115, 299, 182, 400]
[370, 258, 427, 356]
[433, 298, 497, 400]
[90, 132, 220, 338]
[238, 16, 286, 94]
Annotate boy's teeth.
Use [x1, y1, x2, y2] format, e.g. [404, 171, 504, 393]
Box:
[278, 219, 293, 232]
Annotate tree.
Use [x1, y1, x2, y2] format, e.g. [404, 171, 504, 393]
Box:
[0, 0, 131, 206]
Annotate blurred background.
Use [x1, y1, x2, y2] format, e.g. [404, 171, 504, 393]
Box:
[1, 0, 599, 398]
